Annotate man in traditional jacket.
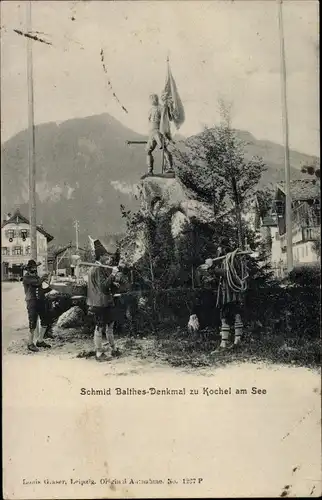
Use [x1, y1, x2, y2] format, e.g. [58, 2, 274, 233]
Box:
[23, 259, 52, 352]
[87, 241, 121, 362]
[198, 237, 246, 350]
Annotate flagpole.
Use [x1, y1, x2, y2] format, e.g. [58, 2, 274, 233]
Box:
[278, 0, 293, 273]
[161, 136, 165, 174]
[161, 54, 170, 174]
[26, 0, 37, 261]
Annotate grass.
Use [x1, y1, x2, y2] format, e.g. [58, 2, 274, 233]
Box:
[124, 327, 321, 369]
[7, 320, 320, 370]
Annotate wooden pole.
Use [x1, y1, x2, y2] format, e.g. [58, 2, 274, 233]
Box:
[126, 140, 148, 145]
[161, 135, 165, 174]
[26, 1, 37, 261]
[74, 220, 79, 253]
[278, 0, 293, 273]
[78, 261, 115, 270]
[207, 250, 252, 265]
[74, 221, 80, 278]
[231, 176, 244, 249]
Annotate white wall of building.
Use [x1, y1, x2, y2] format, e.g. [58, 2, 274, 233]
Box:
[245, 207, 319, 278]
[2, 222, 49, 274]
[271, 227, 319, 278]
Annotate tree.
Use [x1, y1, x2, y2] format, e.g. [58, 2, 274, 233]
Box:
[173, 100, 267, 248]
[174, 218, 218, 288]
[120, 204, 177, 291]
[301, 159, 320, 180]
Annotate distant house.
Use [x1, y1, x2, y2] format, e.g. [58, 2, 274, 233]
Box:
[250, 179, 320, 278]
[1, 209, 54, 280]
[49, 243, 86, 276]
[273, 179, 320, 272]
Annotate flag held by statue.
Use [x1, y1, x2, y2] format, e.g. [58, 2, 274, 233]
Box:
[160, 61, 185, 140]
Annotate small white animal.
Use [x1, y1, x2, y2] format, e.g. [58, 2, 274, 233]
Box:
[187, 314, 200, 334]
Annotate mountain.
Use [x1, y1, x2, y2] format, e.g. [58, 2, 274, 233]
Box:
[1, 113, 318, 246]
[232, 130, 318, 186]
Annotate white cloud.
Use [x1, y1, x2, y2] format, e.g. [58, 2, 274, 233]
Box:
[110, 180, 138, 197]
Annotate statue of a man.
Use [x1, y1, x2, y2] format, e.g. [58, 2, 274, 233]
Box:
[145, 94, 173, 175]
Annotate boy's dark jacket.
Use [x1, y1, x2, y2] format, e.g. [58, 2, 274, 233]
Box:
[23, 272, 52, 302]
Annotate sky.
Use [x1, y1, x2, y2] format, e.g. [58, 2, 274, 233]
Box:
[1, 0, 319, 156]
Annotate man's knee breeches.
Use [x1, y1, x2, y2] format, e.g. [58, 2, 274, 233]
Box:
[27, 300, 48, 330]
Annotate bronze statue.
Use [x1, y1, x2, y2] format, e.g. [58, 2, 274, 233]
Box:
[145, 94, 173, 175]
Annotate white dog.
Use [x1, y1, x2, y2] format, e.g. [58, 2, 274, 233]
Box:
[187, 314, 200, 334]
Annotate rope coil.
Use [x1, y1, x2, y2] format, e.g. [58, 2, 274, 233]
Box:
[216, 248, 249, 307]
[221, 249, 249, 293]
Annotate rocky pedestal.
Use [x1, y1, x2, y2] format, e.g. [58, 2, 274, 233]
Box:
[120, 176, 214, 266]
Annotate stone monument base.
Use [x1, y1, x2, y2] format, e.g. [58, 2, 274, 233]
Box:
[141, 171, 175, 180]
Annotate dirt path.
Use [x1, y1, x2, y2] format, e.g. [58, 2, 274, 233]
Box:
[1, 282, 29, 350]
[2, 283, 321, 499]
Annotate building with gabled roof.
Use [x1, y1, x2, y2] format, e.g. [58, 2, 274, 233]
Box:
[245, 177, 320, 278]
[267, 178, 320, 277]
[1, 209, 54, 280]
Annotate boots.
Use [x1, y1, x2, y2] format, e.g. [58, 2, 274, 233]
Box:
[218, 318, 230, 349]
[105, 323, 121, 357]
[146, 154, 154, 175]
[27, 329, 39, 352]
[211, 318, 230, 353]
[234, 314, 243, 345]
[164, 149, 174, 172]
[36, 326, 51, 348]
[227, 314, 243, 350]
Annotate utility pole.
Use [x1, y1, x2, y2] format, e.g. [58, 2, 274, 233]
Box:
[26, 1, 37, 261]
[71, 222, 80, 280]
[74, 220, 79, 253]
[278, 0, 293, 273]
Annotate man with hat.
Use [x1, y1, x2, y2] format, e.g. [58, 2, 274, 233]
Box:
[22, 259, 52, 352]
[87, 239, 121, 362]
[198, 237, 246, 351]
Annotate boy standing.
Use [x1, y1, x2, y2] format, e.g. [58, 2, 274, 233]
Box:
[87, 241, 120, 362]
[23, 259, 52, 352]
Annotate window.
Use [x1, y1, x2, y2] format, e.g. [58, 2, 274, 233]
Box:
[6, 229, 14, 239]
[12, 246, 22, 256]
[25, 246, 31, 255]
[2, 247, 10, 256]
[306, 245, 308, 257]
[301, 247, 304, 258]
[21, 229, 29, 240]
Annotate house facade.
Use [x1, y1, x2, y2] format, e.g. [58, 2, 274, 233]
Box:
[248, 179, 320, 278]
[272, 179, 320, 275]
[1, 209, 54, 279]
